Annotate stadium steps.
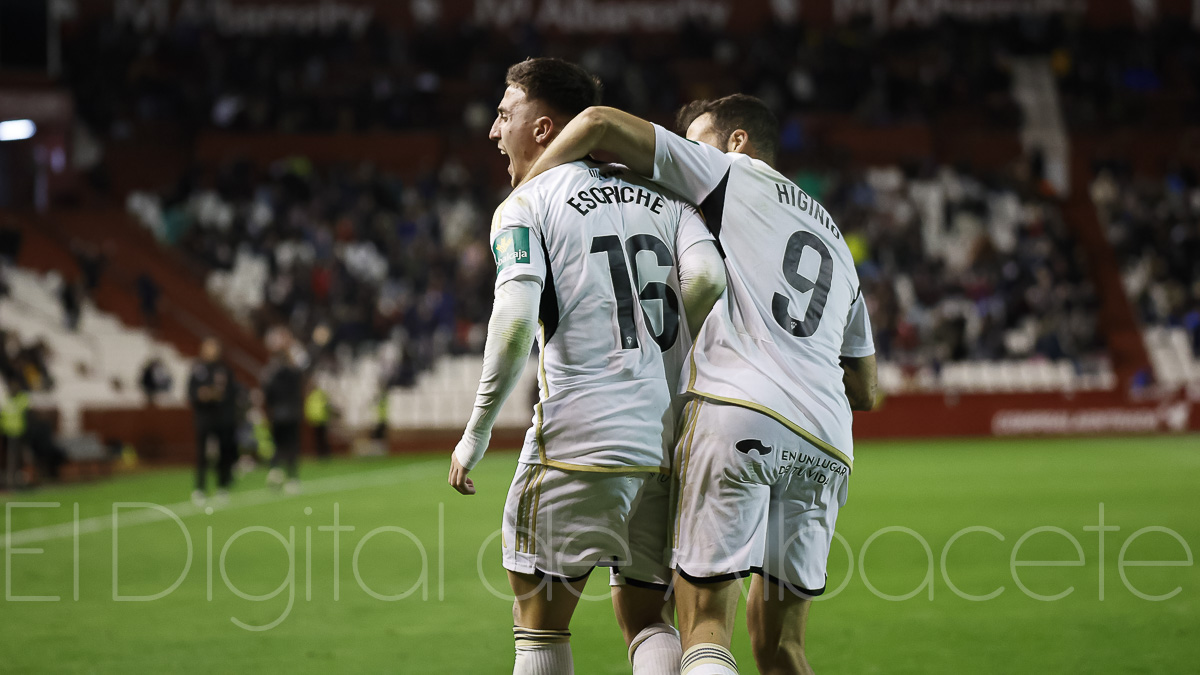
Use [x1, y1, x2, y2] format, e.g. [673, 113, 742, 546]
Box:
[1, 266, 191, 437]
[1144, 327, 1200, 389]
[1060, 149, 1153, 389]
[8, 209, 267, 383]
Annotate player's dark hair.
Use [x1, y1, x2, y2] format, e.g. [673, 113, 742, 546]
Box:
[505, 57, 603, 119]
[675, 94, 780, 165]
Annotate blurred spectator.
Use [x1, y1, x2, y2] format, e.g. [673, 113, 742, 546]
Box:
[59, 278, 82, 332]
[63, 16, 1028, 140]
[262, 327, 305, 493]
[140, 355, 173, 405]
[1092, 163, 1200, 353]
[0, 226, 22, 263]
[71, 240, 107, 293]
[1055, 23, 1200, 129]
[136, 273, 161, 328]
[129, 156, 492, 371]
[304, 376, 333, 461]
[816, 161, 1104, 372]
[188, 338, 240, 506]
[17, 340, 54, 392]
[1, 379, 30, 488]
[1, 331, 54, 393]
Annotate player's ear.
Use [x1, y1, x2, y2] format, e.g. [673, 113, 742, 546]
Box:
[533, 116, 556, 145]
[727, 129, 750, 154]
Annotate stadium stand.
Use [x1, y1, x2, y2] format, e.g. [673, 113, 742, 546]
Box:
[1091, 163, 1200, 388]
[0, 264, 192, 430]
[2, 3, 1196, 471]
[63, 16, 1026, 139]
[126, 156, 1117, 398]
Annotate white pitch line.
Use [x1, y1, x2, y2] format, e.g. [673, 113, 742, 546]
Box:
[2, 460, 444, 549]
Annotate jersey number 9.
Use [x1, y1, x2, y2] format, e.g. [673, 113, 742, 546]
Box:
[772, 231, 833, 339]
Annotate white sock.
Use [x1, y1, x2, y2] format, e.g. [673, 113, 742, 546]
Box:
[514, 627, 573, 675]
[629, 623, 683, 675]
[681, 643, 737, 675]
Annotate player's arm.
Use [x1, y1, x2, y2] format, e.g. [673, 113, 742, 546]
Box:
[840, 290, 877, 411]
[449, 196, 546, 495]
[521, 106, 657, 186]
[840, 355, 877, 411]
[676, 205, 726, 335]
[678, 240, 725, 336]
[449, 278, 539, 495]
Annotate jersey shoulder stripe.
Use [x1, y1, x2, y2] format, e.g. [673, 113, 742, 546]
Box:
[538, 236, 560, 341]
[698, 168, 731, 255]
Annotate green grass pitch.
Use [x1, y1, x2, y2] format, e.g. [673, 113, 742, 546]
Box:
[3, 436, 1198, 674]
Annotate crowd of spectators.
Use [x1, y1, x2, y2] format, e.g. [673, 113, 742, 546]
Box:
[128, 156, 495, 384]
[65, 15, 1037, 141]
[1091, 162, 1200, 356]
[0, 328, 65, 484]
[125, 149, 1106, 379]
[0, 329, 55, 395]
[70, 11, 1162, 382]
[1055, 22, 1200, 129]
[815, 160, 1104, 373]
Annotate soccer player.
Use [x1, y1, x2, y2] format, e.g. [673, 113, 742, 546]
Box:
[447, 58, 726, 675]
[520, 96, 878, 674]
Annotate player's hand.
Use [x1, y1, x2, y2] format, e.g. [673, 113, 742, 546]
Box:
[448, 454, 476, 495]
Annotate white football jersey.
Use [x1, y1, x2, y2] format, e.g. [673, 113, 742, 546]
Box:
[492, 161, 713, 472]
[651, 124, 875, 468]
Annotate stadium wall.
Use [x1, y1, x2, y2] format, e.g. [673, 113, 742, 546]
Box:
[77, 390, 1198, 465]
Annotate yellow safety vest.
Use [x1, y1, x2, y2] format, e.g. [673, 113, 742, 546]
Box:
[376, 395, 388, 424]
[254, 420, 275, 459]
[305, 389, 330, 425]
[2, 392, 29, 438]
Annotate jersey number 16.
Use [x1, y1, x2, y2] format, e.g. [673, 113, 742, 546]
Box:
[590, 234, 680, 351]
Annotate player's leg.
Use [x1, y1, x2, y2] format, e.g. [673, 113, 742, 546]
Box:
[215, 425, 237, 492]
[613, 471, 681, 674]
[281, 423, 300, 478]
[671, 400, 782, 675]
[266, 422, 285, 487]
[192, 426, 210, 504]
[749, 438, 850, 675]
[509, 569, 590, 675]
[675, 579, 738, 650]
[314, 423, 330, 459]
[747, 574, 813, 675]
[614, 580, 679, 674]
[502, 462, 647, 674]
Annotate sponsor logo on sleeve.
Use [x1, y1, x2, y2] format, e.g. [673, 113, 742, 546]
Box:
[493, 227, 531, 272]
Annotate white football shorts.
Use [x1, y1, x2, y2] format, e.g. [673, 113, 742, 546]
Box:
[502, 462, 669, 585]
[672, 398, 850, 596]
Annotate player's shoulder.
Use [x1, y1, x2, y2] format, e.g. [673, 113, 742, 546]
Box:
[606, 164, 695, 212]
[730, 152, 779, 180]
[491, 164, 592, 234]
[489, 188, 538, 236]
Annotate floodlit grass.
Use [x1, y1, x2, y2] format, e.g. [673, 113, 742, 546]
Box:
[3, 436, 1198, 673]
